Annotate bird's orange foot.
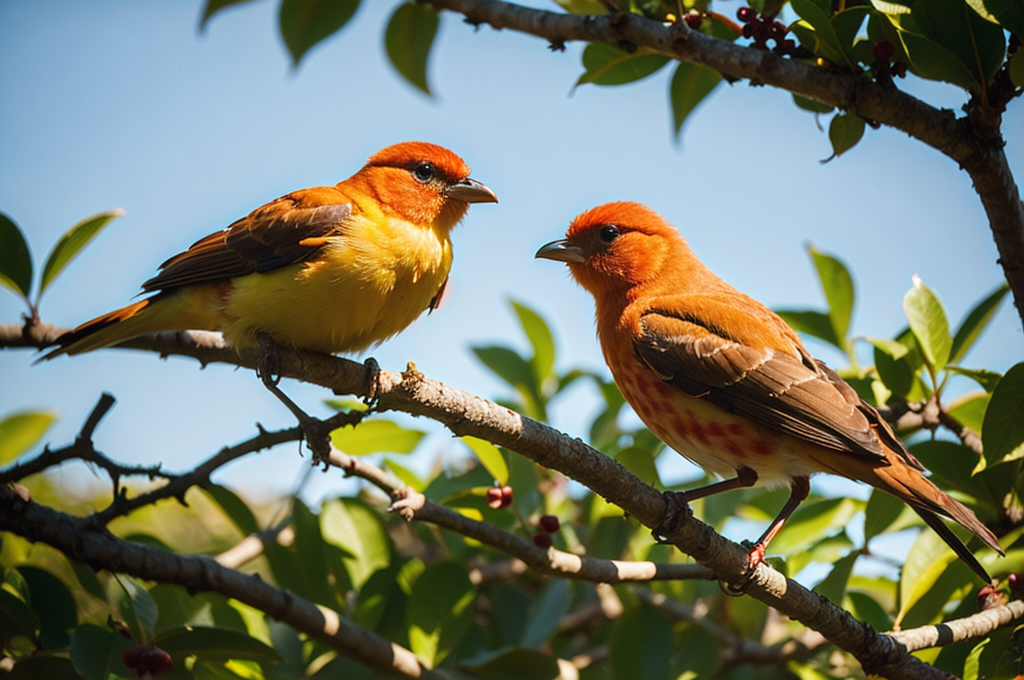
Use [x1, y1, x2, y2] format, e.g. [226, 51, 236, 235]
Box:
[742, 539, 767, 573]
[652, 490, 693, 543]
[362, 357, 382, 410]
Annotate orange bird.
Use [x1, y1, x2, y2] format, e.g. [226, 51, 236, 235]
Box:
[45, 142, 496, 360]
[537, 201, 1002, 582]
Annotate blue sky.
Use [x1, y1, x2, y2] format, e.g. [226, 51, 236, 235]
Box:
[1, 0, 1020, 510]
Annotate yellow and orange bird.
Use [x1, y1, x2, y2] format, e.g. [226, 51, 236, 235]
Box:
[537, 201, 1003, 582]
[45, 142, 496, 360]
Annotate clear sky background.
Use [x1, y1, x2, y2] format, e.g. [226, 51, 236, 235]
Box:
[1, 0, 1021, 516]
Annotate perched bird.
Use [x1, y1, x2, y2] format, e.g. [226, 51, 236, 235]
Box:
[536, 201, 1003, 582]
[45, 142, 497, 359]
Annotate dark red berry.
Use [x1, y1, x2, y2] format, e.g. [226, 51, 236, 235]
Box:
[684, 11, 702, 30]
[1009, 572, 1022, 596]
[742, 23, 753, 38]
[893, 61, 908, 77]
[486, 486, 504, 509]
[752, 20, 769, 45]
[769, 20, 787, 41]
[145, 647, 173, 675]
[500, 486, 513, 507]
[737, 6, 754, 22]
[872, 39, 895, 63]
[539, 515, 561, 533]
[122, 647, 145, 670]
[532, 532, 553, 548]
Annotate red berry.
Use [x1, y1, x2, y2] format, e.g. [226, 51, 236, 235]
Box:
[144, 647, 173, 675]
[872, 39, 895, 63]
[539, 515, 561, 533]
[532, 532, 553, 548]
[741, 23, 753, 38]
[122, 647, 145, 670]
[486, 487, 504, 509]
[684, 11, 702, 30]
[500, 485, 513, 508]
[769, 20, 787, 41]
[893, 61, 908, 77]
[737, 6, 754, 22]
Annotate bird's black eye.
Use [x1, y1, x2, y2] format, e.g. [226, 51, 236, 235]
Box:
[412, 162, 436, 183]
[599, 225, 620, 243]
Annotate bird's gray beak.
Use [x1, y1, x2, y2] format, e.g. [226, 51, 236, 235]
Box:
[446, 177, 498, 204]
[535, 239, 586, 264]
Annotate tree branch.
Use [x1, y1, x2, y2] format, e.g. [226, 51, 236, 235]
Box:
[425, 0, 1024, 332]
[889, 600, 1024, 652]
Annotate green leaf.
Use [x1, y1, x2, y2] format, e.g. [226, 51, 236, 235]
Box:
[0, 588, 39, 644]
[20, 567, 76, 649]
[948, 392, 990, 434]
[670, 61, 722, 139]
[946, 366, 1002, 393]
[776, 309, 841, 348]
[406, 562, 475, 668]
[203, 485, 259, 536]
[511, 300, 556, 386]
[199, 0, 262, 31]
[288, 499, 337, 607]
[330, 418, 425, 456]
[903, 274, 951, 372]
[385, 3, 438, 96]
[115, 576, 158, 645]
[898, 527, 960, 621]
[385, 458, 425, 492]
[0, 411, 56, 466]
[0, 213, 33, 301]
[981, 362, 1024, 469]
[770, 497, 862, 555]
[790, 0, 852, 65]
[864, 488, 906, 540]
[813, 551, 857, 603]
[871, 0, 912, 13]
[460, 647, 560, 680]
[39, 209, 123, 299]
[847, 592, 892, 632]
[151, 625, 283, 663]
[615, 446, 661, 487]
[962, 636, 988, 680]
[610, 602, 673, 680]
[950, 283, 1008, 364]
[576, 43, 670, 87]
[831, 7, 871, 65]
[279, 0, 360, 67]
[970, 0, 1024, 36]
[519, 580, 571, 649]
[71, 623, 133, 680]
[825, 112, 866, 161]
[320, 498, 390, 589]
[792, 93, 835, 114]
[808, 245, 855, 343]
[461, 436, 509, 485]
[1011, 48, 1024, 87]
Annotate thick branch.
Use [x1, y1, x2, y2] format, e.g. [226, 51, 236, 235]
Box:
[0, 485, 448, 680]
[890, 600, 1024, 652]
[426, 0, 1024, 332]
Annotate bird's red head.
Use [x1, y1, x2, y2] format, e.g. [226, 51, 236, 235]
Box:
[352, 142, 497, 231]
[536, 201, 690, 296]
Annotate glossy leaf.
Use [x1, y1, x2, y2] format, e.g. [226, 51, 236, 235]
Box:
[461, 436, 509, 485]
[831, 7, 871, 66]
[610, 602, 673, 680]
[70, 624, 132, 680]
[946, 366, 1002, 393]
[288, 498, 337, 606]
[459, 647, 560, 680]
[825, 112, 865, 161]
[898, 527, 960, 621]
[116, 576, 159, 645]
[0, 411, 56, 466]
[948, 392, 990, 434]
[776, 309, 841, 348]
[0, 213, 32, 300]
[407, 562, 475, 668]
[790, 0, 850, 65]
[671, 622, 719, 679]
[969, 0, 1024, 36]
[670, 61, 722, 139]
[769, 497, 862, 555]
[809, 245, 855, 343]
[864, 488, 906, 540]
[576, 43, 670, 87]
[331, 418, 425, 455]
[472, 346, 535, 393]
[519, 580, 571, 649]
[40, 209, 123, 299]
[199, 0, 261, 31]
[203, 484, 259, 536]
[279, 0, 360, 66]
[903, 274, 951, 372]
[0, 588, 39, 643]
[20, 567, 76, 649]
[950, 283, 1008, 364]
[813, 551, 857, 603]
[1011, 48, 1024, 87]
[151, 625, 283, 662]
[981, 362, 1024, 468]
[511, 300, 556, 385]
[320, 498, 390, 589]
[963, 637, 988, 680]
[385, 3, 438, 96]
[792, 93, 834, 114]
[847, 592, 892, 632]
[385, 458, 425, 491]
[615, 445, 661, 487]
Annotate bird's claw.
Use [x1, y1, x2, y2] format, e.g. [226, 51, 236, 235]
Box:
[362, 357, 382, 410]
[256, 332, 282, 388]
[652, 490, 692, 543]
[719, 539, 766, 595]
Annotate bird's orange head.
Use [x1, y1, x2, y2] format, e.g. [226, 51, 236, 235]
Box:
[349, 142, 497, 232]
[535, 201, 695, 297]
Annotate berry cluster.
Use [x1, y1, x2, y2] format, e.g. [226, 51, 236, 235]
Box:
[486, 484, 514, 509]
[532, 514, 561, 548]
[871, 39, 907, 77]
[736, 7, 797, 55]
[122, 646, 173, 678]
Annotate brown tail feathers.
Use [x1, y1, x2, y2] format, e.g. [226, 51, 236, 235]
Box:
[41, 299, 152, 360]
